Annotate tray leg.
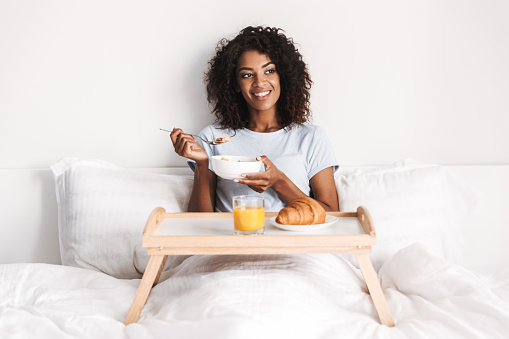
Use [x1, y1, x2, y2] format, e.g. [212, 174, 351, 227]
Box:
[355, 253, 395, 327]
[153, 255, 168, 288]
[125, 254, 167, 325]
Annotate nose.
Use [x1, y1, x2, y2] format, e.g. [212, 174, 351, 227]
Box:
[253, 73, 266, 87]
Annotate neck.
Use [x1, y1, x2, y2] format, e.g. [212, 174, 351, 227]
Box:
[247, 108, 281, 133]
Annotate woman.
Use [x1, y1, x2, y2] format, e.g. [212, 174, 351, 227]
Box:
[171, 26, 339, 213]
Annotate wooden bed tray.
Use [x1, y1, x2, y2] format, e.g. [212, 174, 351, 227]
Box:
[125, 206, 395, 327]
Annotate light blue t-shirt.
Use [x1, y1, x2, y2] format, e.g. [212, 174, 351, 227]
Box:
[188, 124, 339, 212]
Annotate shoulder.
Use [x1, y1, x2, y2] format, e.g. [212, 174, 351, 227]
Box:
[291, 124, 334, 155]
[287, 123, 326, 138]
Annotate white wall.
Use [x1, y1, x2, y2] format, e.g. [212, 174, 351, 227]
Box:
[1, 0, 508, 169]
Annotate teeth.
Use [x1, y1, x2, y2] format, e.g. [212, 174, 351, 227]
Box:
[253, 91, 270, 97]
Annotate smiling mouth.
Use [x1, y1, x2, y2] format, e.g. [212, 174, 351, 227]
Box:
[253, 90, 270, 98]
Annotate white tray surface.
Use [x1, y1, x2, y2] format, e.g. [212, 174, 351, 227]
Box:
[153, 216, 364, 236]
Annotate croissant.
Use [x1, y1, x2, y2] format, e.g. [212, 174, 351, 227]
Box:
[276, 197, 326, 225]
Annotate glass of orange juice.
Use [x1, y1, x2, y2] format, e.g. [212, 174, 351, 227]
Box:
[233, 195, 265, 235]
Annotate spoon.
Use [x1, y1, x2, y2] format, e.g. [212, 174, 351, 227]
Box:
[160, 128, 234, 145]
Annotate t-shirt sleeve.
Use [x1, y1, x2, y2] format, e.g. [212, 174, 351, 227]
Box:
[306, 126, 339, 179]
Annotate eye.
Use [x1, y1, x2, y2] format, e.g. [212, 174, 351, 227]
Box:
[241, 73, 253, 79]
[265, 69, 276, 75]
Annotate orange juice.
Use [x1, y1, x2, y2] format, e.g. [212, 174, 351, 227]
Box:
[233, 205, 265, 231]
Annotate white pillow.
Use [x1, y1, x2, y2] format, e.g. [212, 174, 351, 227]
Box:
[51, 158, 194, 279]
[335, 159, 480, 271]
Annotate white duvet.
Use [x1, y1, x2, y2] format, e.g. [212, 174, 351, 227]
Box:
[1, 244, 509, 339]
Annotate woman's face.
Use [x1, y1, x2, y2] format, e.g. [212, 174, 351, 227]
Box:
[235, 50, 281, 116]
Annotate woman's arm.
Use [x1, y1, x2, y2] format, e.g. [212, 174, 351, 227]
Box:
[234, 156, 339, 211]
[309, 166, 339, 211]
[170, 128, 216, 212]
[188, 160, 216, 212]
[233, 155, 305, 202]
[270, 165, 339, 211]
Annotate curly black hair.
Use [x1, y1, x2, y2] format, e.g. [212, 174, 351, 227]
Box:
[205, 26, 313, 130]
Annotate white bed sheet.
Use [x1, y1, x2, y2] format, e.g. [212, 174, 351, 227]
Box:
[1, 244, 508, 339]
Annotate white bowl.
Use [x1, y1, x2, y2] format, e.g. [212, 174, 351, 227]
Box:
[211, 155, 264, 180]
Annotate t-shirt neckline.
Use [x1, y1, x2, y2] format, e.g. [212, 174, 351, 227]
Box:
[241, 126, 290, 136]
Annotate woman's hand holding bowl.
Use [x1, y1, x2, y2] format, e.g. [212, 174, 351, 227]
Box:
[233, 155, 285, 193]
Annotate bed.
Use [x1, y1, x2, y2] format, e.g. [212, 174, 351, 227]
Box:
[1, 158, 509, 338]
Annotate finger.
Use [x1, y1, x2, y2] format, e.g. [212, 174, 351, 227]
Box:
[189, 140, 202, 152]
[170, 128, 183, 145]
[240, 172, 265, 180]
[248, 186, 263, 193]
[173, 132, 187, 153]
[176, 138, 187, 155]
[233, 177, 266, 187]
[174, 132, 193, 148]
[173, 133, 185, 153]
[172, 129, 196, 151]
[175, 130, 192, 142]
[177, 137, 196, 156]
[257, 155, 273, 170]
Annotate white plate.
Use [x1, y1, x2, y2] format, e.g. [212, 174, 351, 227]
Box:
[269, 215, 338, 232]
